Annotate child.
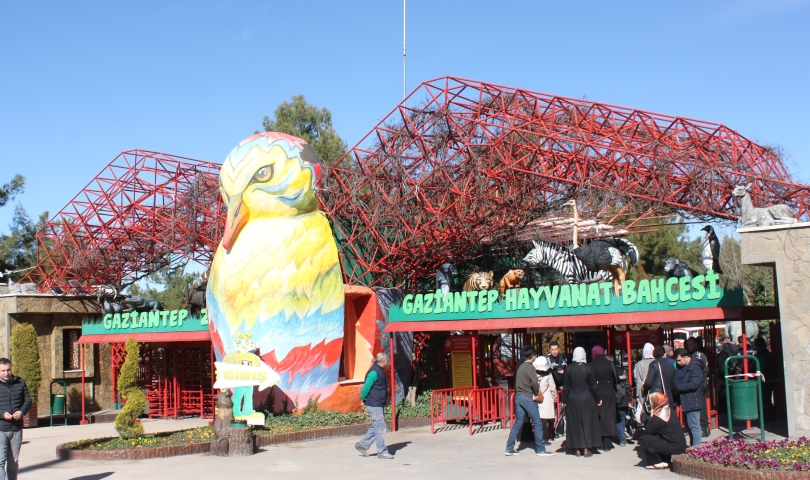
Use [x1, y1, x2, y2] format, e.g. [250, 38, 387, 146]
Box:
[533, 356, 557, 444]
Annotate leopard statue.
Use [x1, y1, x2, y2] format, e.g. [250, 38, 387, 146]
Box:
[462, 271, 494, 291]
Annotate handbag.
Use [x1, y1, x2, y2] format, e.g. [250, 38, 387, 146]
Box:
[636, 362, 666, 424]
[555, 406, 566, 436]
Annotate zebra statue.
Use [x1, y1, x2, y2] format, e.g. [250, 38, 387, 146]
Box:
[522, 239, 612, 285]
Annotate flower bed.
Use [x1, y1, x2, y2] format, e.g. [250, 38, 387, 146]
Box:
[63, 426, 215, 451]
[682, 437, 810, 471]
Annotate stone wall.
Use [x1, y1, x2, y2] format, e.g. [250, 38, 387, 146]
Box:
[739, 222, 810, 437]
[0, 294, 112, 417]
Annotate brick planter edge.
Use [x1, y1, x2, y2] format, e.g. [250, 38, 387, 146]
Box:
[56, 416, 432, 460]
[672, 456, 809, 479]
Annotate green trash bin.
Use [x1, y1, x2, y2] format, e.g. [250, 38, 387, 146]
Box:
[729, 379, 759, 420]
[51, 394, 65, 414]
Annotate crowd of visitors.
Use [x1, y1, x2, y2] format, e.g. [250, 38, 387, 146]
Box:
[503, 334, 775, 469]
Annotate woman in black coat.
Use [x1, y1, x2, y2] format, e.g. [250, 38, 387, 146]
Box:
[561, 347, 603, 457]
[639, 392, 687, 469]
[590, 345, 617, 451]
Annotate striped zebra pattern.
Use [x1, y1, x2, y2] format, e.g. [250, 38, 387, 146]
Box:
[522, 239, 612, 284]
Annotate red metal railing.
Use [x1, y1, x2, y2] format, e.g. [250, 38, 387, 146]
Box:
[430, 386, 515, 436]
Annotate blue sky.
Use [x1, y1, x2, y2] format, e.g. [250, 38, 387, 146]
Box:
[1, 0, 809, 236]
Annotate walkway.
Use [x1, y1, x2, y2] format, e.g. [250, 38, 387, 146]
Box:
[13, 419, 751, 480]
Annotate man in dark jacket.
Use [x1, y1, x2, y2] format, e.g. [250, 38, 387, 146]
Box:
[686, 337, 710, 437]
[673, 349, 705, 447]
[546, 341, 567, 387]
[0, 358, 32, 480]
[355, 353, 394, 459]
[506, 346, 554, 456]
[643, 346, 677, 408]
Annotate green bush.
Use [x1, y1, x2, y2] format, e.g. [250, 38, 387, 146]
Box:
[10, 323, 41, 404]
[114, 338, 145, 439]
[387, 391, 431, 419]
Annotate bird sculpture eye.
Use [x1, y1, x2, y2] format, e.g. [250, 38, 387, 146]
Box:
[252, 165, 274, 183]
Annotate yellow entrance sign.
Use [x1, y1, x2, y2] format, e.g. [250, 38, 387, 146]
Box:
[451, 351, 473, 387]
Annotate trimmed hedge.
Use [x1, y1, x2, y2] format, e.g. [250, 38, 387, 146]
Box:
[114, 339, 146, 439]
[10, 323, 41, 404]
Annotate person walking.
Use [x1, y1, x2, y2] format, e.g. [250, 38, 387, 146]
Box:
[505, 346, 554, 456]
[355, 353, 394, 459]
[673, 348, 706, 447]
[590, 346, 617, 451]
[532, 356, 557, 445]
[639, 392, 687, 470]
[561, 347, 602, 457]
[0, 358, 32, 480]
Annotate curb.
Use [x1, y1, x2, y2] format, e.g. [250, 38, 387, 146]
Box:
[56, 416, 432, 461]
[672, 456, 809, 479]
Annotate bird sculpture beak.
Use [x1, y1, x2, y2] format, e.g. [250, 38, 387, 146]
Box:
[222, 199, 249, 252]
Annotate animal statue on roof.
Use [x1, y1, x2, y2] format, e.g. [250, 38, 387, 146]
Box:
[498, 269, 524, 297]
[435, 263, 453, 297]
[663, 257, 697, 281]
[572, 238, 639, 294]
[523, 238, 638, 295]
[185, 270, 209, 316]
[96, 286, 126, 315]
[125, 295, 164, 313]
[207, 132, 344, 412]
[733, 184, 797, 227]
[700, 225, 723, 274]
[726, 320, 759, 344]
[2, 270, 38, 294]
[461, 271, 494, 291]
[523, 239, 612, 285]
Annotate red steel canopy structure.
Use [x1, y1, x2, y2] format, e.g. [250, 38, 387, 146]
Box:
[26, 76, 810, 291]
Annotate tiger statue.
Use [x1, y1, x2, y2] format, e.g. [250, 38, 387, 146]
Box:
[462, 271, 494, 291]
[498, 269, 524, 297]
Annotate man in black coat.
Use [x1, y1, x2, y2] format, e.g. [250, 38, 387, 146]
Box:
[673, 349, 706, 447]
[0, 358, 32, 480]
[546, 341, 567, 387]
[686, 337, 710, 437]
[643, 346, 677, 408]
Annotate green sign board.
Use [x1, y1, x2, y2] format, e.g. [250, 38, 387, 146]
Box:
[82, 309, 209, 335]
[390, 271, 743, 323]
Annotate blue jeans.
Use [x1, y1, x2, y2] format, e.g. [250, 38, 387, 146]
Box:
[359, 406, 388, 455]
[616, 408, 627, 443]
[685, 410, 701, 447]
[506, 394, 547, 454]
[0, 430, 21, 480]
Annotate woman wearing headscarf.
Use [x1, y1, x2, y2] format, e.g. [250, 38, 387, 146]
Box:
[638, 392, 687, 469]
[633, 343, 656, 403]
[590, 345, 618, 451]
[561, 347, 602, 457]
[532, 356, 557, 445]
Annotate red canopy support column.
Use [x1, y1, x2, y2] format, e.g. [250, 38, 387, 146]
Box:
[80, 346, 88, 425]
[472, 334, 478, 389]
[627, 330, 633, 389]
[741, 319, 751, 429]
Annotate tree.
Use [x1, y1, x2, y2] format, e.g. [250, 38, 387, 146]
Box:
[126, 262, 201, 310]
[625, 217, 702, 279]
[114, 338, 146, 439]
[262, 95, 348, 165]
[0, 205, 48, 274]
[0, 175, 24, 208]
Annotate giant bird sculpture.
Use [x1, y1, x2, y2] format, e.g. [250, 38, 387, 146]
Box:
[663, 257, 697, 281]
[435, 263, 453, 297]
[573, 238, 639, 295]
[207, 132, 344, 409]
[700, 225, 723, 274]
